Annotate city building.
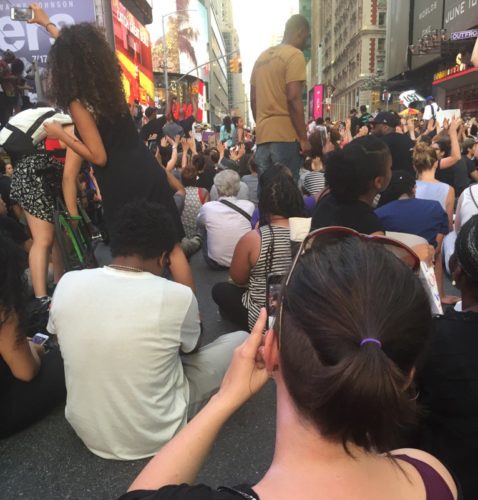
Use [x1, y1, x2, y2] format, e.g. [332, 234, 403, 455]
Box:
[386, 0, 478, 114]
[310, 0, 388, 119]
[221, 0, 248, 126]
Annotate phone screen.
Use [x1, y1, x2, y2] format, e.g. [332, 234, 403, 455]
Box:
[266, 273, 285, 330]
[31, 333, 49, 345]
[11, 7, 33, 21]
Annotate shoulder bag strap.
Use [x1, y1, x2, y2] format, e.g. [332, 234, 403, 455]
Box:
[220, 199, 252, 222]
[26, 110, 56, 138]
[469, 185, 478, 209]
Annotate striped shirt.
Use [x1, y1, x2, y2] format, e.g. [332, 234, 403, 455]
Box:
[303, 171, 326, 195]
[242, 225, 291, 330]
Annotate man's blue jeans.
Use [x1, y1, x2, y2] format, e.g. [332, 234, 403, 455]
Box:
[255, 141, 302, 182]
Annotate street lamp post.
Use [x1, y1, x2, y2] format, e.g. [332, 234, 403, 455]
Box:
[161, 9, 197, 104]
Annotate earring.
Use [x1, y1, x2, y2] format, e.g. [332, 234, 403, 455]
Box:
[452, 280, 457, 287]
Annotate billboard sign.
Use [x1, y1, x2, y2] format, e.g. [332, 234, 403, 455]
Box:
[111, 0, 154, 105]
[450, 28, 478, 40]
[312, 85, 324, 120]
[412, 0, 445, 69]
[0, 0, 96, 65]
[444, 0, 478, 33]
[149, 0, 209, 82]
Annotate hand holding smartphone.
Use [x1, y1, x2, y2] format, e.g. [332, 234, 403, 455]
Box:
[10, 7, 34, 21]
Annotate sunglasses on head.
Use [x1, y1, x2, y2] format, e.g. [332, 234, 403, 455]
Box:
[277, 226, 420, 349]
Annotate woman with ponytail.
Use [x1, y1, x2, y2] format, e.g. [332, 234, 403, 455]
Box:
[122, 232, 457, 500]
[414, 141, 455, 230]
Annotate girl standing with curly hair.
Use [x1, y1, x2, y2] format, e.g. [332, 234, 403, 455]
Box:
[28, 4, 193, 290]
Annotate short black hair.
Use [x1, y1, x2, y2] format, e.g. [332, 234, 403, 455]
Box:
[378, 170, 415, 206]
[360, 105, 367, 113]
[109, 201, 176, 260]
[455, 215, 478, 285]
[325, 135, 391, 202]
[0, 158, 6, 174]
[284, 14, 310, 35]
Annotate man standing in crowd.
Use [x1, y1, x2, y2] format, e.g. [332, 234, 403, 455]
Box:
[358, 104, 372, 126]
[47, 201, 247, 460]
[250, 14, 311, 181]
[423, 96, 440, 123]
[371, 111, 415, 174]
[139, 106, 166, 145]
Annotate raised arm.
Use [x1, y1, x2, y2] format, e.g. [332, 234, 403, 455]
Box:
[435, 118, 462, 170]
[29, 3, 61, 39]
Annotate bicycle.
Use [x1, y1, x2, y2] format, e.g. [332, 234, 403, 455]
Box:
[53, 196, 100, 272]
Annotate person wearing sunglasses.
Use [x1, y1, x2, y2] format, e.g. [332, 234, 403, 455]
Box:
[417, 215, 478, 499]
[120, 229, 457, 500]
[311, 136, 392, 235]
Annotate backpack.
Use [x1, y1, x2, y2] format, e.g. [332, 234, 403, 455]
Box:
[0, 107, 72, 159]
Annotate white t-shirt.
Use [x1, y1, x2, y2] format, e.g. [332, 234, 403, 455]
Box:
[423, 102, 440, 121]
[47, 267, 200, 460]
[197, 197, 254, 267]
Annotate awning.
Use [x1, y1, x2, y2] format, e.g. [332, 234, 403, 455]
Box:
[432, 67, 478, 89]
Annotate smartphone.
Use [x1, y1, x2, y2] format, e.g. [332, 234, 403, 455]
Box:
[266, 272, 285, 330]
[10, 7, 33, 21]
[31, 333, 49, 345]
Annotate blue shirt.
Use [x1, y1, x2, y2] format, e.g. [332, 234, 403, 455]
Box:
[375, 198, 449, 247]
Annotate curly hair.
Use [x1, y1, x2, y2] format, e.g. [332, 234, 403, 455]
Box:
[0, 233, 27, 335]
[47, 23, 128, 123]
[109, 201, 177, 260]
[258, 165, 305, 226]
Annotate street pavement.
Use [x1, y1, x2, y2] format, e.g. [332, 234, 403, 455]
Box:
[0, 252, 276, 500]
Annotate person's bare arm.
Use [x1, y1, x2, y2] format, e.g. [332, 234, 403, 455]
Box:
[0, 312, 41, 382]
[470, 170, 478, 183]
[45, 101, 107, 166]
[286, 81, 310, 153]
[164, 135, 180, 171]
[445, 187, 455, 231]
[63, 148, 83, 217]
[229, 232, 255, 286]
[29, 3, 61, 39]
[472, 37, 478, 67]
[435, 118, 462, 169]
[169, 244, 195, 292]
[250, 85, 257, 122]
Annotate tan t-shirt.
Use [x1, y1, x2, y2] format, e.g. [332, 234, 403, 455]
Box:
[251, 44, 306, 144]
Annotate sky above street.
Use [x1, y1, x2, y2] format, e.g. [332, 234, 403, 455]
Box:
[232, 0, 298, 93]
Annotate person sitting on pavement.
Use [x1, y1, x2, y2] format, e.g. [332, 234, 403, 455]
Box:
[241, 155, 259, 206]
[413, 141, 455, 229]
[212, 168, 304, 331]
[311, 135, 391, 234]
[301, 130, 326, 196]
[122, 233, 458, 500]
[47, 200, 248, 460]
[371, 111, 416, 174]
[197, 170, 254, 270]
[0, 232, 65, 439]
[375, 170, 455, 305]
[417, 215, 478, 499]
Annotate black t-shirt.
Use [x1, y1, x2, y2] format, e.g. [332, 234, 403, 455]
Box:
[453, 157, 473, 198]
[197, 165, 218, 192]
[0, 174, 12, 208]
[140, 116, 167, 143]
[417, 308, 478, 500]
[178, 116, 195, 136]
[379, 133, 415, 174]
[435, 159, 455, 188]
[311, 194, 384, 234]
[119, 484, 259, 500]
[0, 215, 28, 246]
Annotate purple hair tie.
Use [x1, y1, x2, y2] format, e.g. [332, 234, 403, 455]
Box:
[360, 338, 382, 348]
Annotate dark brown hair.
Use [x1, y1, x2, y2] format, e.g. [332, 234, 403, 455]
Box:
[279, 236, 431, 452]
[47, 23, 128, 123]
[181, 164, 198, 187]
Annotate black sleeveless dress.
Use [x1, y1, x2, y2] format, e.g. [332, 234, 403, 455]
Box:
[81, 113, 184, 239]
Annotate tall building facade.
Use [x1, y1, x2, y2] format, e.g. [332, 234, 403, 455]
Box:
[221, 0, 248, 125]
[311, 0, 388, 119]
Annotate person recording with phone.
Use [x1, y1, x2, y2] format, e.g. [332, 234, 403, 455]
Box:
[0, 232, 65, 438]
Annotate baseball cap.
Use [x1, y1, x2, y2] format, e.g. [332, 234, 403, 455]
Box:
[144, 106, 157, 118]
[370, 112, 399, 127]
[462, 137, 478, 150]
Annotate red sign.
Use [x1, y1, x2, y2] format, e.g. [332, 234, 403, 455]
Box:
[111, 0, 154, 105]
[313, 85, 324, 120]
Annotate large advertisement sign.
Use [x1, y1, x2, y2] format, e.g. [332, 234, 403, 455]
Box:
[444, 0, 478, 32]
[149, 0, 209, 82]
[111, 0, 154, 105]
[412, 0, 445, 69]
[0, 0, 96, 65]
[312, 85, 324, 120]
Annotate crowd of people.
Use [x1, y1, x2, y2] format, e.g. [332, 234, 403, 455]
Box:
[1, 5, 478, 500]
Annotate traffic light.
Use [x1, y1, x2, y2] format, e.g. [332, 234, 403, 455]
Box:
[229, 57, 238, 73]
[237, 59, 242, 73]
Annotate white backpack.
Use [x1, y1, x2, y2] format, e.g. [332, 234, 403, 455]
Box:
[0, 107, 72, 158]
